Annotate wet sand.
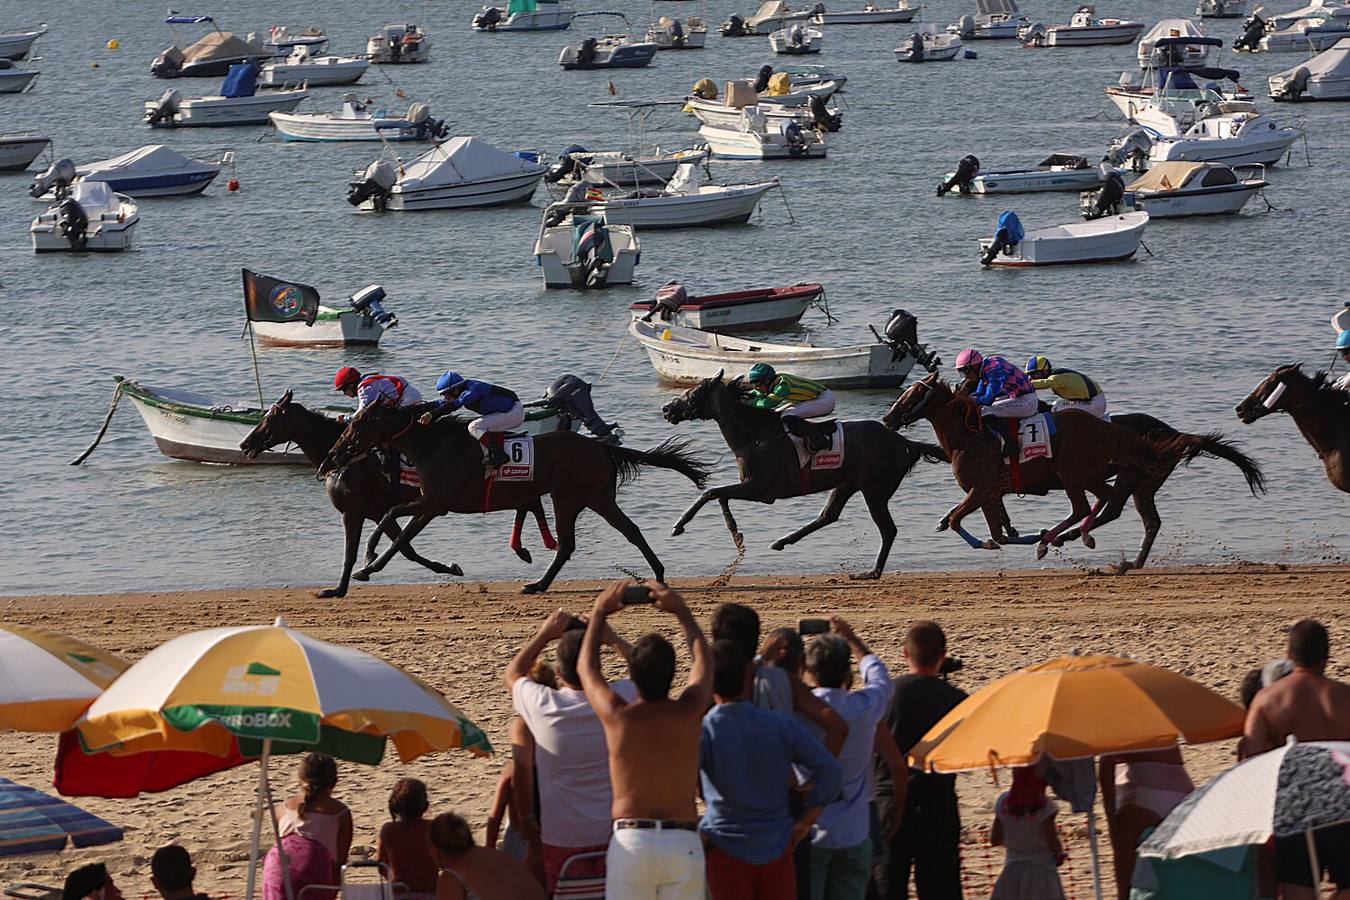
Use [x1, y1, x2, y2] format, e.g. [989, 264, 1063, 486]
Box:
[2, 564, 1346, 896]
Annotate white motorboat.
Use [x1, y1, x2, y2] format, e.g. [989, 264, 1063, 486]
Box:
[151, 17, 272, 78]
[629, 282, 825, 332]
[0, 59, 39, 93]
[758, 63, 846, 87]
[698, 108, 827, 159]
[629, 319, 920, 387]
[1106, 65, 1251, 124]
[1259, 12, 1350, 50]
[685, 95, 827, 128]
[144, 62, 308, 128]
[1143, 109, 1302, 165]
[261, 26, 328, 55]
[939, 153, 1104, 194]
[252, 284, 398, 348]
[1270, 35, 1350, 97]
[31, 181, 139, 253]
[896, 25, 964, 60]
[1023, 7, 1146, 46]
[979, 210, 1148, 266]
[559, 14, 659, 68]
[770, 23, 824, 53]
[1199, 0, 1246, 16]
[584, 163, 778, 228]
[474, 0, 576, 32]
[548, 145, 711, 186]
[949, 0, 1030, 40]
[260, 46, 369, 87]
[348, 137, 548, 211]
[1118, 160, 1266, 216]
[1137, 20, 1217, 68]
[685, 78, 841, 128]
[367, 23, 431, 63]
[271, 96, 446, 142]
[534, 202, 640, 288]
[0, 26, 45, 60]
[722, 1, 820, 36]
[647, 14, 709, 48]
[33, 145, 225, 198]
[0, 133, 49, 170]
[815, 3, 917, 24]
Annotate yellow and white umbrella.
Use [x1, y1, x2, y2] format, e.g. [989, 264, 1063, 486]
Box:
[0, 624, 127, 732]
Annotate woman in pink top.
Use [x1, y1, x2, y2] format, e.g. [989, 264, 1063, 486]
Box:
[265, 753, 354, 900]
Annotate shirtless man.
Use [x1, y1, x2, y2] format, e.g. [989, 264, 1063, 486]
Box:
[1242, 618, 1350, 900]
[579, 580, 713, 899]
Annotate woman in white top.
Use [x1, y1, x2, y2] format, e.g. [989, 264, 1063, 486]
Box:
[990, 767, 1065, 900]
[265, 753, 353, 900]
[1100, 746, 1193, 900]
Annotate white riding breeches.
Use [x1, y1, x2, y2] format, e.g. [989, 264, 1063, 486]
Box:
[468, 401, 526, 440]
[1052, 394, 1108, 419]
[980, 392, 1038, 419]
[781, 390, 836, 420]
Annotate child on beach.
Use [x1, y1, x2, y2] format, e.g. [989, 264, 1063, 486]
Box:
[990, 767, 1065, 900]
[430, 812, 545, 900]
[377, 778, 438, 899]
[265, 753, 353, 900]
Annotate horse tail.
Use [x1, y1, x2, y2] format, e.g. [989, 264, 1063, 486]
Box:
[1172, 431, 1267, 496]
[606, 438, 712, 489]
[912, 440, 949, 464]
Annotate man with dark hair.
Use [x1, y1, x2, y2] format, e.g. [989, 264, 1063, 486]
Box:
[505, 607, 635, 893]
[62, 864, 122, 900]
[151, 846, 207, 900]
[580, 581, 713, 899]
[872, 620, 967, 900]
[802, 619, 894, 900]
[700, 639, 842, 900]
[1242, 618, 1350, 900]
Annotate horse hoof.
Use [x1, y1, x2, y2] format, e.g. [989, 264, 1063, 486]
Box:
[351, 570, 370, 582]
[770, 541, 786, 552]
[981, 539, 1002, 551]
[514, 548, 533, 564]
[671, 524, 685, 537]
[1082, 534, 1096, 550]
[448, 564, 464, 576]
[521, 582, 544, 595]
[1006, 525, 1020, 539]
[849, 570, 881, 581]
[935, 519, 950, 532]
[1035, 542, 1049, 561]
[316, 588, 345, 599]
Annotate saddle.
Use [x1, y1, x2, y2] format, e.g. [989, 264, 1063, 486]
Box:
[782, 416, 837, 453]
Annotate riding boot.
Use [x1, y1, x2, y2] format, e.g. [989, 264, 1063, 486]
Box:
[383, 450, 401, 494]
[482, 434, 508, 468]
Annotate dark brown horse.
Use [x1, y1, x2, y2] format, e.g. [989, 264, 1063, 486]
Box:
[317, 403, 712, 593]
[659, 372, 947, 579]
[883, 373, 1201, 563]
[1237, 364, 1350, 493]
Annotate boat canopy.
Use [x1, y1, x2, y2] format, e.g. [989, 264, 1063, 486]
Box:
[1126, 160, 1212, 191]
[182, 31, 266, 65]
[977, 0, 1021, 16]
[396, 137, 545, 190]
[68, 181, 121, 214]
[165, 15, 214, 24]
[1272, 34, 1350, 77]
[507, 0, 538, 14]
[1160, 65, 1240, 88]
[1154, 35, 1224, 46]
[78, 144, 211, 177]
[748, 1, 791, 23]
[219, 60, 259, 98]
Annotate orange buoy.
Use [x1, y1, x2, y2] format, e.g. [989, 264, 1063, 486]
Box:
[107, 39, 120, 50]
[227, 178, 240, 192]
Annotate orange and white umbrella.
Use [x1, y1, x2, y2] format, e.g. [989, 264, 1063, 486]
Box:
[0, 624, 127, 732]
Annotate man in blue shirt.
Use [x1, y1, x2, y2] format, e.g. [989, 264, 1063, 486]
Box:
[700, 639, 843, 900]
[418, 371, 525, 467]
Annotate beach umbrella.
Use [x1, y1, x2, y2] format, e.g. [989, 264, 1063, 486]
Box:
[70, 617, 492, 900]
[909, 655, 1245, 900]
[0, 777, 122, 858]
[1140, 739, 1350, 887]
[0, 624, 127, 732]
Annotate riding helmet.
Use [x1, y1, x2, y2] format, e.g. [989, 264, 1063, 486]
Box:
[1337, 330, 1350, 350]
[436, 370, 465, 394]
[954, 348, 984, 371]
[334, 366, 361, 390]
[1027, 355, 1053, 378]
[748, 363, 776, 382]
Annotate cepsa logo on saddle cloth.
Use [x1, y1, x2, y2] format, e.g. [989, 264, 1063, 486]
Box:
[494, 436, 535, 482]
[791, 423, 845, 471]
[1016, 413, 1054, 464]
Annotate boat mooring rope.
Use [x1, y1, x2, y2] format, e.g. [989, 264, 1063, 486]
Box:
[70, 381, 125, 465]
[595, 330, 629, 385]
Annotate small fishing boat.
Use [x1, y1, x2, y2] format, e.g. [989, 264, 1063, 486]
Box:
[1137, 20, 1217, 68]
[144, 62, 308, 127]
[32, 145, 225, 198]
[559, 14, 658, 68]
[0, 26, 45, 60]
[1270, 35, 1350, 97]
[1258, 11, 1350, 50]
[815, 3, 917, 24]
[474, 0, 576, 32]
[938, 153, 1103, 194]
[583, 163, 778, 228]
[1022, 7, 1146, 46]
[348, 137, 547, 211]
[261, 26, 328, 55]
[1198, 0, 1246, 17]
[684, 94, 835, 129]
[647, 14, 709, 48]
[0, 59, 39, 93]
[698, 109, 827, 159]
[0, 133, 49, 170]
[1141, 109, 1302, 166]
[895, 25, 964, 60]
[758, 63, 846, 87]
[770, 22, 824, 53]
[722, 1, 820, 35]
[271, 96, 446, 142]
[1116, 160, 1266, 216]
[979, 210, 1148, 266]
[629, 282, 825, 332]
[260, 46, 369, 87]
[547, 146, 711, 186]
[251, 284, 398, 348]
[151, 16, 272, 78]
[1106, 65, 1251, 125]
[629, 319, 921, 387]
[367, 23, 431, 63]
[949, 0, 1030, 39]
[535, 201, 641, 288]
[31, 180, 139, 253]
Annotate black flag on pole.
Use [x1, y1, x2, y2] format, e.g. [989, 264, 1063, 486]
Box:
[242, 268, 320, 326]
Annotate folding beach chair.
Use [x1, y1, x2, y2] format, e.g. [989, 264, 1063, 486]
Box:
[552, 850, 607, 900]
[339, 860, 403, 900]
[3, 884, 59, 900]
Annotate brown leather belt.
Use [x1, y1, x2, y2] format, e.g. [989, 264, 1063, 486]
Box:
[614, 818, 698, 832]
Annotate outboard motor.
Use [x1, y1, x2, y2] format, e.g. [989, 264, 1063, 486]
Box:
[543, 374, 621, 442]
[545, 144, 588, 183]
[1080, 169, 1124, 220]
[577, 37, 598, 67]
[405, 102, 447, 140]
[346, 159, 398, 210]
[937, 154, 980, 196]
[574, 219, 610, 287]
[348, 284, 397, 328]
[907, 30, 925, 61]
[57, 196, 89, 251]
[1105, 129, 1151, 172]
[981, 211, 1024, 266]
[474, 6, 503, 30]
[782, 120, 807, 156]
[755, 64, 774, 92]
[956, 14, 976, 38]
[1234, 12, 1266, 51]
[151, 45, 185, 78]
[808, 95, 842, 132]
[880, 308, 941, 372]
[671, 18, 686, 46]
[723, 14, 747, 36]
[145, 89, 181, 126]
[30, 158, 76, 199]
[1021, 22, 1047, 46]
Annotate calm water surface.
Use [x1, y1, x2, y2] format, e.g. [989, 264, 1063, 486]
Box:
[2, 0, 1346, 595]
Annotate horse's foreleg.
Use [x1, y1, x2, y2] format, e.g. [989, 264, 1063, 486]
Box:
[363, 515, 387, 568]
[1037, 486, 1092, 560]
[672, 481, 767, 549]
[524, 503, 577, 594]
[717, 498, 745, 552]
[771, 486, 854, 552]
[375, 499, 425, 535]
[1076, 479, 1116, 550]
[592, 497, 664, 584]
[945, 489, 995, 549]
[319, 511, 365, 599]
[360, 510, 437, 577]
[382, 517, 463, 578]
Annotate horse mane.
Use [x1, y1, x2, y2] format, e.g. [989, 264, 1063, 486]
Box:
[1312, 370, 1350, 413]
[724, 377, 786, 423]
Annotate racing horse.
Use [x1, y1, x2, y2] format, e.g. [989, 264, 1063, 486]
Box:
[317, 403, 712, 593]
[660, 372, 948, 580]
[1237, 364, 1349, 493]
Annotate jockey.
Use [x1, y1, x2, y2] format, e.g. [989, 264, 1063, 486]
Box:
[1334, 330, 1350, 391]
[1026, 355, 1109, 418]
[333, 367, 423, 413]
[743, 363, 836, 450]
[419, 371, 525, 467]
[955, 349, 1037, 456]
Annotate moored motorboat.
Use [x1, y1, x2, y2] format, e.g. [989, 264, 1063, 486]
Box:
[31, 179, 139, 253]
[534, 201, 641, 288]
[0, 26, 46, 61]
[0, 58, 39, 93]
[261, 26, 328, 55]
[546, 145, 711, 186]
[367, 23, 431, 63]
[1110, 160, 1267, 216]
[815, 3, 917, 24]
[151, 17, 272, 78]
[474, 0, 576, 32]
[1137, 20, 1217, 68]
[271, 95, 446, 142]
[949, 0, 1030, 39]
[1258, 12, 1350, 50]
[1136, 108, 1302, 165]
[979, 210, 1148, 266]
[1106, 65, 1251, 125]
[583, 163, 778, 228]
[144, 61, 308, 127]
[756, 63, 846, 87]
[629, 281, 825, 332]
[722, 1, 820, 35]
[1198, 0, 1246, 16]
[896, 25, 963, 60]
[252, 284, 398, 348]
[32, 145, 225, 198]
[0, 133, 49, 170]
[1022, 6, 1146, 46]
[559, 14, 659, 68]
[684, 78, 842, 127]
[348, 137, 547, 211]
[938, 153, 1104, 194]
[647, 14, 709, 47]
[769, 22, 824, 53]
[698, 108, 827, 159]
[260, 46, 369, 87]
[1270, 35, 1350, 97]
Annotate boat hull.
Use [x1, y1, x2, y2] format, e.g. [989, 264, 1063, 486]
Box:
[629, 285, 820, 332]
[1045, 23, 1145, 45]
[979, 212, 1147, 266]
[1260, 28, 1350, 52]
[0, 71, 39, 93]
[0, 30, 44, 60]
[31, 218, 138, 253]
[1270, 73, 1350, 100]
[146, 91, 309, 127]
[252, 311, 387, 347]
[560, 43, 659, 68]
[1125, 183, 1261, 216]
[173, 56, 275, 78]
[475, 6, 576, 31]
[818, 8, 918, 24]
[580, 150, 710, 185]
[121, 381, 310, 465]
[697, 124, 826, 159]
[371, 171, 546, 210]
[1150, 133, 1299, 166]
[686, 99, 811, 128]
[270, 111, 429, 142]
[260, 60, 367, 86]
[0, 135, 49, 171]
[595, 183, 775, 228]
[964, 169, 1103, 193]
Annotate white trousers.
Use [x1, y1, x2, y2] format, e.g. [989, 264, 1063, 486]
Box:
[1052, 393, 1108, 419]
[781, 390, 836, 420]
[980, 392, 1038, 419]
[467, 401, 525, 440]
[605, 827, 705, 900]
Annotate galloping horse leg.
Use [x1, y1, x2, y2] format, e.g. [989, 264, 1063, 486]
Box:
[1036, 486, 1093, 560]
[944, 489, 999, 550]
[771, 486, 855, 553]
[509, 508, 532, 564]
[591, 495, 665, 584]
[1076, 480, 1115, 550]
[855, 483, 899, 580]
[980, 504, 1010, 547]
[524, 501, 579, 594]
[375, 517, 462, 578]
[717, 498, 744, 552]
[672, 480, 768, 548]
[509, 499, 558, 565]
[359, 507, 438, 577]
[320, 510, 368, 599]
[1121, 487, 1162, 573]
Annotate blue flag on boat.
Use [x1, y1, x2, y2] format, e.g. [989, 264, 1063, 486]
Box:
[242, 268, 320, 326]
[0, 778, 122, 858]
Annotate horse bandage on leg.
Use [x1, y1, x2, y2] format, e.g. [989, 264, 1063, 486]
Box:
[1263, 381, 1287, 410]
[510, 518, 524, 551]
[538, 518, 558, 550]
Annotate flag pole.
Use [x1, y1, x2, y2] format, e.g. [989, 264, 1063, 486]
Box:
[248, 322, 266, 409]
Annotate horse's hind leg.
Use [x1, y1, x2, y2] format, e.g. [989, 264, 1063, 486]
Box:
[319, 511, 366, 599]
[1122, 488, 1162, 573]
[380, 517, 462, 578]
[360, 509, 437, 577]
[592, 496, 665, 584]
[771, 486, 855, 553]
[509, 508, 532, 564]
[524, 502, 578, 594]
[1036, 486, 1092, 560]
[855, 483, 898, 580]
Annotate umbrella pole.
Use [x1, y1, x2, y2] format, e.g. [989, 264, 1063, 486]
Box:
[245, 741, 270, 900]
[1088, 811, 1104, 900]
[264, 750, 296, 900]
[1305, 829, 1320, 895]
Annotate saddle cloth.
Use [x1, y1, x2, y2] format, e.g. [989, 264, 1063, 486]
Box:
[399, 463, 420, 488]
[1015, 413, 1054, 464]
[494, 434, 535, 482]
[789, 422, 845, 471]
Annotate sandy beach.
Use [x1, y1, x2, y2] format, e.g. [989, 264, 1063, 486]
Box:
[2, 564, 1347, 897]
